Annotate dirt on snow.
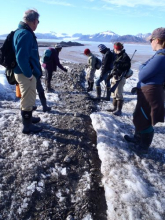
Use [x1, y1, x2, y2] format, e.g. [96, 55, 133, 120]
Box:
[0, 63, 107, 220]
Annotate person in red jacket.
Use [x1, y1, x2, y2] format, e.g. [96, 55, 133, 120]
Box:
[42, 44, 67, 92]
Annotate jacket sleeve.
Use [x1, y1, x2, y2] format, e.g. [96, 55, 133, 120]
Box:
[14, 31, 33, 78]
[138, 55, 164, 82]
[53, 50, 66, 72]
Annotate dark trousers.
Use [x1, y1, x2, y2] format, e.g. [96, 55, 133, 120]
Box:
[36, 77, 44, 93]
[45, 70, 53, 83]
[133, 85, 164, 132]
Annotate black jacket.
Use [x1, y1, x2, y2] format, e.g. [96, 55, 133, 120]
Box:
[112, 49, 131, 78]
[100, 48, 114, 77]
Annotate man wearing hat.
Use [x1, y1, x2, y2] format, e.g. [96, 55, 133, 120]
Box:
[42, 44, 67, 92]
[94, 44, 114, 101]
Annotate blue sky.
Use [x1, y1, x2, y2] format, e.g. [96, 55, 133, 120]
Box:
[0, 0, 165, 36]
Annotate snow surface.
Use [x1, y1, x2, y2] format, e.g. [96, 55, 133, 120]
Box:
[0, 64, 165, 220]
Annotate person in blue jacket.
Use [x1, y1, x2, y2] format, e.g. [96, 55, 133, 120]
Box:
[125, 27, 165, 154]
[13, 9, 42, 134]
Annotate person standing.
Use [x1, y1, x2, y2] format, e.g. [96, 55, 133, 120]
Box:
[107, 42, 131, 116]
[13, 9, 42, 134]
[124, 27, 165, 154]
[42, 44, 67, 92]
[84, 48, 96, 92]
[94, 44, 114, 101]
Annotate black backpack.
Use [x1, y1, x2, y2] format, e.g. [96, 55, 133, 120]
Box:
[0, 30, 18, 85]
[95, 57, 102, 69]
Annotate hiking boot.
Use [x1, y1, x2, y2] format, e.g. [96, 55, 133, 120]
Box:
[32, 106, 37, 111]
[32, 116, 40, 124]
[113, 100, 123, 116]
[107, 98, 117, 112]
[21, 110, 42, 134]
[43, 106, 51, 112]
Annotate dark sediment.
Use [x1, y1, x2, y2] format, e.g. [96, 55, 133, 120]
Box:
[0, 63, 107, 220]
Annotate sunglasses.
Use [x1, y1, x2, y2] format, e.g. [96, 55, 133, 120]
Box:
[150, 38, 155, 43]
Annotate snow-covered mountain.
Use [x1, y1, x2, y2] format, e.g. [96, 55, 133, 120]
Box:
[0, 30, 151, 43]
[79, 30, 119, 42]
[35, 31, 71, 39]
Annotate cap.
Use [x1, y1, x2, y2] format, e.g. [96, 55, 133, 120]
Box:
[114, 42, 123, 51]
[84, 48, 90, 55]
[151, 27, 165, 40]
[55, 44, 62, 49]
[98, 44, 107, 52]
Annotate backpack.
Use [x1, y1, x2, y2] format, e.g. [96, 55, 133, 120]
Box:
[125, 69, 133, 79]
[95, 57, 102, 69]
[0, 30, 18, 85]
[41, 49, 52, 64]
[0, 31, 17, 69]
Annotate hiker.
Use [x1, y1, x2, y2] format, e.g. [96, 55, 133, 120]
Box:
[84, 48, 96, 92]
[94, 44, 114, 101]
[124, 27, 165, 154]
[42, 44, 67, 92]
[13, 9, 42, 134]
[107, 42, 131, 116]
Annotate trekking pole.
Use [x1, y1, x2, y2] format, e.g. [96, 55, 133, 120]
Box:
[130, 49, 137, 61]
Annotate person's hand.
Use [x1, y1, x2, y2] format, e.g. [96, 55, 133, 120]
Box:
[29, 75, 33, 81]
[106, 73, 113, 82]
[64, 68, 68, 73]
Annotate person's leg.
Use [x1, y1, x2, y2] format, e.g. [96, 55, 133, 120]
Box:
[14, 74, 42, 134]
[113, 78, 126, 116]
[94, 76, 103, 100]
[45, 69, 53, 92]
[36, 78, 51, 112]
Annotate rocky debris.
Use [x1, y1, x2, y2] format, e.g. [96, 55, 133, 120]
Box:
[0, 62, 107, 220]
[59, 41, 84, 47]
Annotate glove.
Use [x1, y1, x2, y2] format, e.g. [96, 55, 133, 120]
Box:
[64, 68, 68, 72]
[131, 87, 138, 95]
[106, 73, 113, 81]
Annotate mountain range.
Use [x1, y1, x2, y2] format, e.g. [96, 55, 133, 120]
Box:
[0, 30, 151, 43]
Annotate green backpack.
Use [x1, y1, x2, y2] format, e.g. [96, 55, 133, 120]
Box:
[41, 49, 52, 64]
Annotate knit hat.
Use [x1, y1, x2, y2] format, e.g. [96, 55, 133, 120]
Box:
[151, 27, 165, 40]
[98, 44, 107, 52]
[84, 48, 90, 55]
[55, 44, 62, 49]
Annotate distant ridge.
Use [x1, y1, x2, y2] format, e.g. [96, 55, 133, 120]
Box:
[0, 30, 151, 43]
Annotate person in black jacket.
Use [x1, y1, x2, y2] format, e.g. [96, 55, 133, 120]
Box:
[94, 44, 114, 101]
[107, 42, 131, 116]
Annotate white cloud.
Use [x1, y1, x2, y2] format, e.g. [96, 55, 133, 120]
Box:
[102, 0, 165, 7]
[37, 0, 75, 7]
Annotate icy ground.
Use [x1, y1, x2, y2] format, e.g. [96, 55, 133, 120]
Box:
[0, 64, 165, 220]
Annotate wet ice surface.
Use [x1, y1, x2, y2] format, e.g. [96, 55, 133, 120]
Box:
[0, 63, 165, 220]
[90, 70, 165, 220]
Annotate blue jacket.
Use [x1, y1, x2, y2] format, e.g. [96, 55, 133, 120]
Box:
[137, 49, 165, 88]
[13, 22, 41, 79]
